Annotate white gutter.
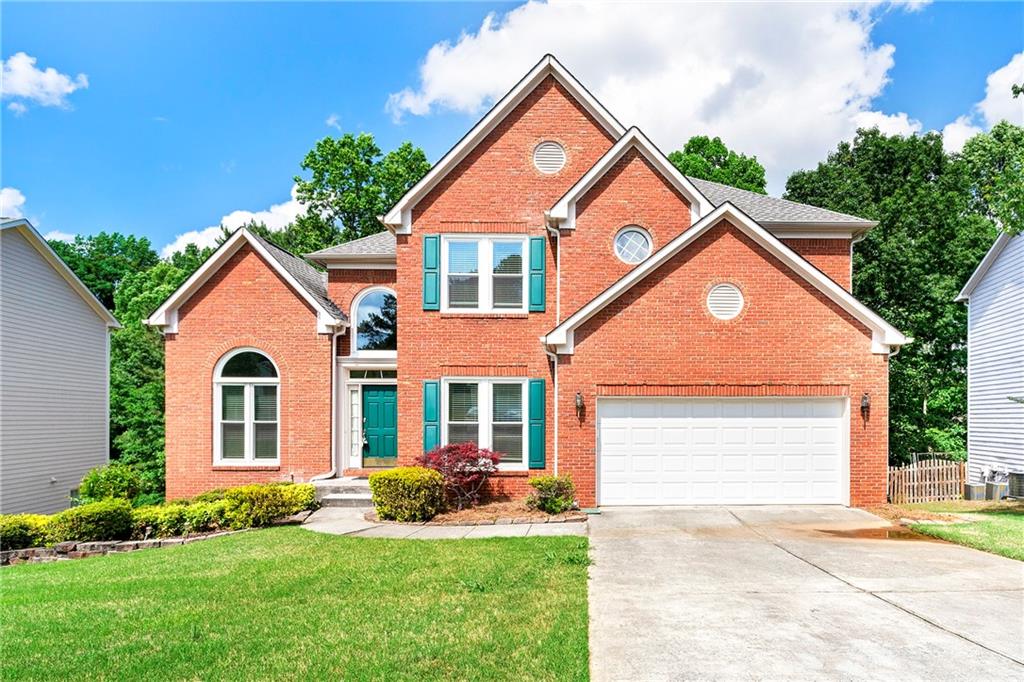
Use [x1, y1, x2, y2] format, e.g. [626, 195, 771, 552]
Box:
[311, 330, 344, 481]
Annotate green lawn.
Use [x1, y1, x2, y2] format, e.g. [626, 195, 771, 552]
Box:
[0, 527, 590, 681]
[906, 500, 1024, 562]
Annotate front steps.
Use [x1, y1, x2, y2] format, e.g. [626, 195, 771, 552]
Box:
[313, 477, 373, 508]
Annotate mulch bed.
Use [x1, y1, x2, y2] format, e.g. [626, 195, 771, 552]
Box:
[365, 500, 586, 526]
[865, 504, 961, 524]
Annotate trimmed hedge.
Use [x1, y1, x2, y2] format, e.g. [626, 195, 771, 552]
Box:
[369, 467, 446, 522]
[0, 514, 50, 550]
[0, 482, 319, 548]
[47, 499, 134, 544]
[526, 475, 577, 515]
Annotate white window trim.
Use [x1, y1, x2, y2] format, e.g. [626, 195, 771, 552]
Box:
[441, 378, 529, 471]
[212, 348, 281, 465]
[350, 286, 398, 358]
[440, 235, 529, 314]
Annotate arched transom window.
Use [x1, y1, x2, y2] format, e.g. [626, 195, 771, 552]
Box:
[353, 288, 397, 356]
[214, 349, 279, 464]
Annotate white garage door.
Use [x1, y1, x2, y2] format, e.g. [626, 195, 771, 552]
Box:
[597, 398, 848, 505]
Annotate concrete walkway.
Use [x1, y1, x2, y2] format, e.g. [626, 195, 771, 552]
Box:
[589, 506, 1024, 681]
[302, 506, 588, 539]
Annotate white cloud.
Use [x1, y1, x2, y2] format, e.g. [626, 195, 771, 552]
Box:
[7, 101, 27, 115]
[976, 51, 1024, 128]
[160, 184, 304, 258]
[941, 115, 983, 154]
[1, 52, 88, 112]
[938, 51, 1023, 153]
[385, 1, 917, 192]
[851, 110, 922, 136]
[43, 230, 75, 243]
[0, 187, 27, 219]
[326, 113, 341, 130]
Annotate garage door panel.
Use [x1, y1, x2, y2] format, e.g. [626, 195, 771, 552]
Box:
[598, 398, 847, 506]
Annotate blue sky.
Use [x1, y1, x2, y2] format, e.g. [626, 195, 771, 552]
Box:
[3, 2, 1021, 256]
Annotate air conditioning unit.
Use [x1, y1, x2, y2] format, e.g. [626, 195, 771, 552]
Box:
[1009, 472, 1024, 499]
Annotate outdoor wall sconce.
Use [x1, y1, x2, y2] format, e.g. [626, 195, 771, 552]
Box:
[575, 391, 585, 421]
[860, 392, 871, 420]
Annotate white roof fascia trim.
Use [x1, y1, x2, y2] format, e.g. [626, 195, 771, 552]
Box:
[381, 55, 626, 234]
[771, 230, 856, 240]
[146, 228, 344, 334]
[956, 232, 1012, 302]
[543, 203, 910, 354]
[1, 219, 120, 328]
[548, 127, 714, 229]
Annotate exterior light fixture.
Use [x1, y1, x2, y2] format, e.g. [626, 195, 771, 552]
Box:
[860, 393, 871, 420]
[575, 391, 585, 420]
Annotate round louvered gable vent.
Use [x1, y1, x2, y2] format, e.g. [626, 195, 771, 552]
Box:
[533, 141, 566, 174]
[707, 284, 744, 320]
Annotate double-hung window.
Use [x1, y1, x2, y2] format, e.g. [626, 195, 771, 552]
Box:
[442, 237, 527, 313]
[443, 379, 527, 469]
[214, 349, 280, 464]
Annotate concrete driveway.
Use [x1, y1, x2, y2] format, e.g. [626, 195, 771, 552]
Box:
[589, 506, 1024, 681]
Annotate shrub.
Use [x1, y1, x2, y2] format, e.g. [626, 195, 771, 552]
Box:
[223, 483, 316, 529]
[47, 499, 133, 543]
[369, 467, 445, 522]
[415, 442, 500, 509]
[0, 514, 51, 550]
[132, 504, 187, 539]
[191, 489, 227, 503]
[79, 462, 143, 503]
[526, 475, 577, 515]
[132, 500, 232, 539]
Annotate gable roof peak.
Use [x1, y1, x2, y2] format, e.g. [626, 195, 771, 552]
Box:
[382, 54, 626, 234]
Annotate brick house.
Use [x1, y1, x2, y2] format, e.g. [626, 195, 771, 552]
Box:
[147, 56, 909, 507]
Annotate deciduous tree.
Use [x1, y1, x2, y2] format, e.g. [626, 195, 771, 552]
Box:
[668, 136, 767, 193]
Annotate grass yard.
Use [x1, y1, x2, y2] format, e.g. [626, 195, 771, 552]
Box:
[904, 500, 1024, 562]
[0, 527, 590, 681]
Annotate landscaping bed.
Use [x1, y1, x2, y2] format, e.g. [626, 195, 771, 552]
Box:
[365, 500, 587, 526]
[0, 526, 589, 680]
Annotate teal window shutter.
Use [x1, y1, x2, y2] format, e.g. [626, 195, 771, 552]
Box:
[528, 237, 546, 312]
[528, 379, 546, 469]
[423, 380, 440, 452]
[423, 235, 440, 311]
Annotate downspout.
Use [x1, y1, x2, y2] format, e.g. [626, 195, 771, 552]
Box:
[544, 221, 562, 476]
[544, 348, 559, 477]
[311, 329, 344, 481]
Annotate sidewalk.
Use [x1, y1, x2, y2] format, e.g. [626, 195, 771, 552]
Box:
[303, 507, 588, 539]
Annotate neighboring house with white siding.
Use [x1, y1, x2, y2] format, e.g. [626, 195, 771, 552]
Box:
[0, 219, 120, 513]
[956, 232, 1024, 484]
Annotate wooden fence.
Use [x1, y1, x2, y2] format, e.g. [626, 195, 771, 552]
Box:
[887, 459, 966, 504]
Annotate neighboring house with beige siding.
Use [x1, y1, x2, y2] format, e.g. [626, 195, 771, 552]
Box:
[0, 218, 120, 513]
[957, 232, 1024, 484]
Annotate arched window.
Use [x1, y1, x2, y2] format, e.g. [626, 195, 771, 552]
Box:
[352, 288, 397, 356]
[214, 349, 279, 464]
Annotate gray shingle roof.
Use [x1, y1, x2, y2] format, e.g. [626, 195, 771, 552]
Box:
[686, 177, 875, 226]
[247, 230, 347, 321]
[306, 230, 396, 260]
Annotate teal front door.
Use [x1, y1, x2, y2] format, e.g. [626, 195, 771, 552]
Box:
[362, 385, 397, 467]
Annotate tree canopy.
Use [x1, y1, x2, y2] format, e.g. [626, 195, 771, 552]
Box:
[294, 133, 430, 244]
[48, 232, 159, 309]
[785, 127, 998, 462]
[960, 121, 1024, 235]
[668, 135, 767, 193]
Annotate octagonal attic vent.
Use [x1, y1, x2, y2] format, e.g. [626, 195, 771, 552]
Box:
[707, 283, 744, 320]
[533, 141, 566, 174]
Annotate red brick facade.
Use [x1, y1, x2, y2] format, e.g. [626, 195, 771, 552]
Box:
[161, 67, 893, 507]
[164, 246, 333, 499]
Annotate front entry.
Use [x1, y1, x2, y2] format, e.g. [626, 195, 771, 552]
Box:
[361, 385, 397, 467]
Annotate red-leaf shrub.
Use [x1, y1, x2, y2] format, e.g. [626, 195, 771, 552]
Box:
[415, 442, 501, 509]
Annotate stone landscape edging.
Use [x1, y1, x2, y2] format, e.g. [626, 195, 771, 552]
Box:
[363, 510, 588, 527]
[0, 529, 252, 566]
